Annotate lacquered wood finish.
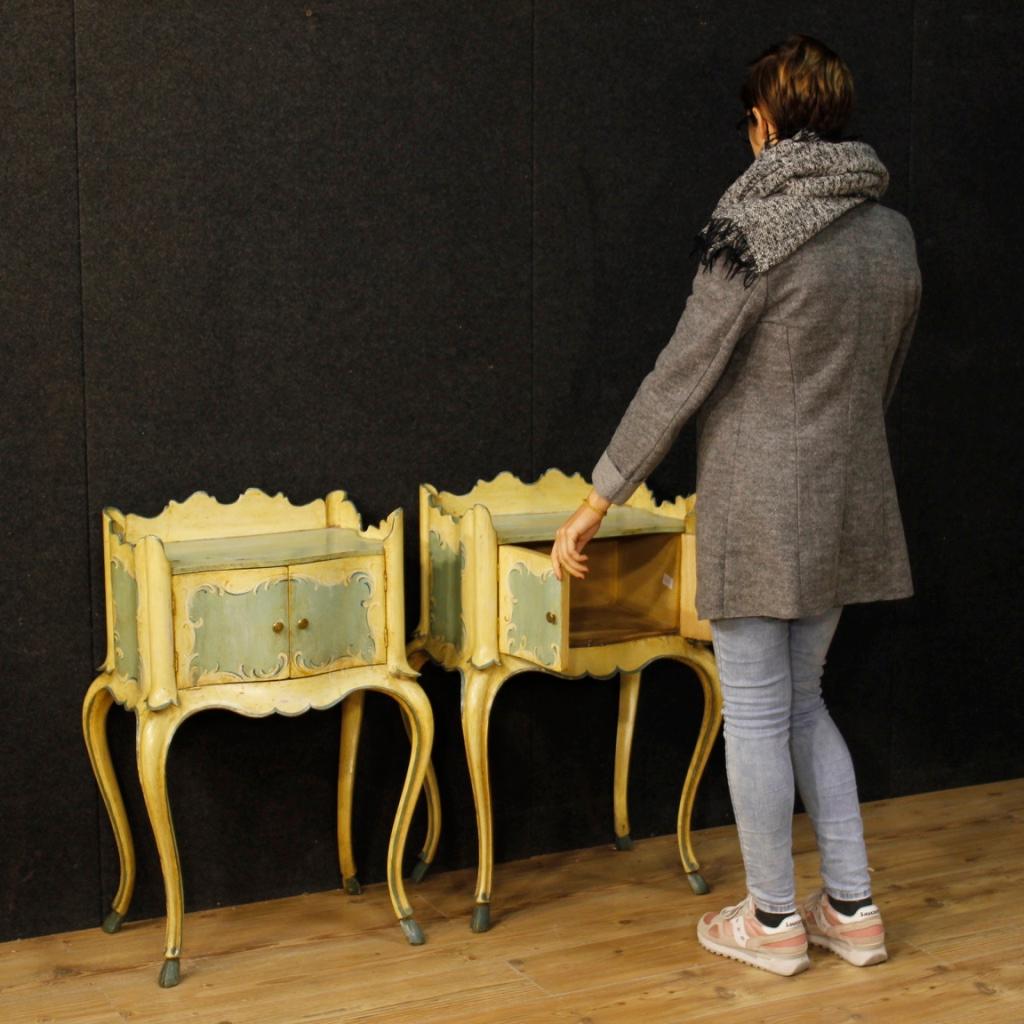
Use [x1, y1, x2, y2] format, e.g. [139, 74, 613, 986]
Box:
[410, 468, 719, 930]
[83, 488, 432, 986]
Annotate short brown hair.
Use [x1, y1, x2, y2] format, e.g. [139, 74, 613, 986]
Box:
[740, 34, 854, 142]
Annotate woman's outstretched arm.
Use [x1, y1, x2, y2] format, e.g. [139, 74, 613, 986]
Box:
[552, 257, 768, 581]
[591, 258, 769, 504]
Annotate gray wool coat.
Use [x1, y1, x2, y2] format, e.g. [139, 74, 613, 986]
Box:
[591, 200, 922, 621]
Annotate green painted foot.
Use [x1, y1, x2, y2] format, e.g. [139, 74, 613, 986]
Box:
[411, 855, 431, 883]
[400, 917, 425, 945]
[158, 958, 181, 988]
[614, 834, 634, 851]
[687, 871, 709, 895]
[343, 876, 362, 896]
[101, 909, 125, 934]
[470, 903, 491, 933]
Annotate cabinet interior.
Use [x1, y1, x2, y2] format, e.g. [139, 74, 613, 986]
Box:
[527, 532, 682, 646]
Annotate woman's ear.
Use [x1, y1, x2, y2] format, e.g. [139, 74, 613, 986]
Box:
[750, 106, 765, 139]
[752, 105, 778, 149]
[748, 105, 766, 155]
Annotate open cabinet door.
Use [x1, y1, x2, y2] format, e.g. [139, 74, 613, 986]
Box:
[498, 544, 570, 671]
[679, 533, 713, 642]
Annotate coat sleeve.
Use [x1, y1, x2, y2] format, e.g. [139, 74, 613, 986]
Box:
[591, 259, 769, 504]
[883, 264, 922, 411]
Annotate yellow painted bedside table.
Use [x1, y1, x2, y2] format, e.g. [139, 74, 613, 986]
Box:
[82, 488, 433, 986]
[405, 469, 721, 932]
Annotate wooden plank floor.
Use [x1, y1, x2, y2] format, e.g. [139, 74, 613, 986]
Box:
[2, 779, 1022, 1024]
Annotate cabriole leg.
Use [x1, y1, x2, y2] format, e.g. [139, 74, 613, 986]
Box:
[382, 677, 434, 945]
[403, 645, 442, 881]
[136, 707, 186, 986]
[673, 646, 723, 895]
[399, 705, 442, 883]
[613, 670, 642, 850]
[82, 675, 136, 933]
[461, 665, 509, 932]
[337, 689, 365, 895]
[399, 644, 442, 881]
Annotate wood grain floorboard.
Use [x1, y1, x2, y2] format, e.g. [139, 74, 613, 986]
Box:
[0, 778, 1020, 1024]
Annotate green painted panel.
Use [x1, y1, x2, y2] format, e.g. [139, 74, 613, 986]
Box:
[428, 531, 463, 649]
[291, 571, 375, 671]
[504, 561, 562, 667]
[111, 559, 140, 682]
[186, 577, 289, 683]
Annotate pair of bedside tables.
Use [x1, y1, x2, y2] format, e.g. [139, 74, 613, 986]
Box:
[84, 471, 721, 985]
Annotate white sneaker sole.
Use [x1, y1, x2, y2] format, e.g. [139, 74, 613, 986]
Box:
[808, 933, 888, 966]
[697, 932, 810, 977]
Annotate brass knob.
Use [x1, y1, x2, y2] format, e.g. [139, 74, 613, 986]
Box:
[297, 617, 310, 630]
[272, 621, 284, 634]
[546, 611, 557, 624]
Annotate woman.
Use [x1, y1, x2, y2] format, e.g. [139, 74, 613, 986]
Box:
[550, 35, 921, 977]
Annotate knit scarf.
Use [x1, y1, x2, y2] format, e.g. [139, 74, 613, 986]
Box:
[694, 128, 890, 286]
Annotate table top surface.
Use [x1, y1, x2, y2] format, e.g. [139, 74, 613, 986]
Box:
[492, 507, 685, 545]
[164, 527, 383, 575]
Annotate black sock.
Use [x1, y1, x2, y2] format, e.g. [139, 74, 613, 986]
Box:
[755, 907, 794, 928]
[829, 895, 874, 916]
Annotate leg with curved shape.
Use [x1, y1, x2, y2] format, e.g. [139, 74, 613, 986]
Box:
[82, 675, 136, 933]
[379, 675, 434, 946]
[403, 644, 442, 881]
[136, 706, 186, 987]
[400, 706, 442, 883]
[673, 644, 723, 895]
[613, 670, 642, 850]
[461, 664, 509, 932]
[337, 688, 365, 895]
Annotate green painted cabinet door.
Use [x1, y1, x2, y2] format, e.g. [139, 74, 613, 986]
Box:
[288, 556, 386, 676]
[173, 567, 291, 687]
[497, 545, 570, 671]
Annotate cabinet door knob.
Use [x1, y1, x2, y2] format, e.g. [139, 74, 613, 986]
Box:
[546, 611, 557, 624]
[272, 621, 284, 634]
[297, 617, 310, 630]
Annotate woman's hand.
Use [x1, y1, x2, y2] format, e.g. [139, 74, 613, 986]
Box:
[551, 492, 610, 581]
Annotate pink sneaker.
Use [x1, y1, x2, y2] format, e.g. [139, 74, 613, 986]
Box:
[800, 891, 888, 966]
[697, 894, 810, 976]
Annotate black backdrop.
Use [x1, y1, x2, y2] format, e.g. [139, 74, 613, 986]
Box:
[2, 2, 1021, 942]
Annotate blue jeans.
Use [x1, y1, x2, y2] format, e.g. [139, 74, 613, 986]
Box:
[711, 609, 873, 914]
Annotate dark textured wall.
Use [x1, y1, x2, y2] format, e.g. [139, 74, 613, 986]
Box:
[1, 1, 1020, 941]
[0, 1, 99, 938]
[887, 0, 1024, 793]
